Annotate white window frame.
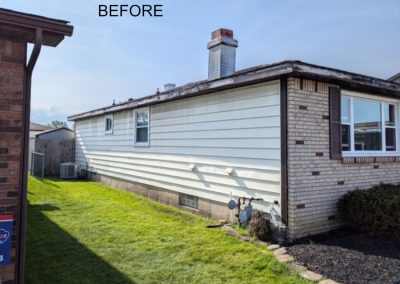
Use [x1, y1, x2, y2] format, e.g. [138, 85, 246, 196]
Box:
[133, 107, 150, 147]
[104, 114, 113, 135]
[341, 90, 400, 157]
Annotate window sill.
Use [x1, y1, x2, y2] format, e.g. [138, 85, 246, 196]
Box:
[133, 142, 149, 147]
[342, 152, 400, 158]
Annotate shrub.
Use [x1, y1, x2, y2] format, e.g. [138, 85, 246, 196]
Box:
[338, 184, 400, 236]
[247, 210, 272, 241]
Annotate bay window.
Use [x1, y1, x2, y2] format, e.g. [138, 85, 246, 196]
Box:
[340, 95, 398, 155]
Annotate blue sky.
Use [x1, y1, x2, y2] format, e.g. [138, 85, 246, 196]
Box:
[2, 0, 400, 125]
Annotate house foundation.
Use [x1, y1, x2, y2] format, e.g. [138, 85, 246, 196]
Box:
[89, 173, 231, 221]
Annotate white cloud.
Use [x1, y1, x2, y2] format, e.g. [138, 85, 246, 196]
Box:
[30, 104, 72, 126]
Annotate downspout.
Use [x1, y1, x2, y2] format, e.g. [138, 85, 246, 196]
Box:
[17, 28, 42, 284]
[280, 77, 289, 242]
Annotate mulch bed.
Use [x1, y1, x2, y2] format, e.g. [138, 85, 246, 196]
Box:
[286, 229, 400, 284]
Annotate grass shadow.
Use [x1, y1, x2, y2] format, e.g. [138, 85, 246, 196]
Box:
[30, 176, 61, 188]
[26, 202, 135, 284]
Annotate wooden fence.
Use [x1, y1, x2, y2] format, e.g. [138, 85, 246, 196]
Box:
[34, 139, 75, 176]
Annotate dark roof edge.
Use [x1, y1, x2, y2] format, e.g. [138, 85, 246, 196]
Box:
[35, 127, 73, 137]
[68, 60, 400, 121]
[0, 8, 73, 38]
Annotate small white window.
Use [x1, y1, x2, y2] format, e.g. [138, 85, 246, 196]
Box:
[133, 107, 149, 146]
[104, 114, 113, 134]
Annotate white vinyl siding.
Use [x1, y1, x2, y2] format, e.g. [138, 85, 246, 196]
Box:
[75, 81, 281, 211]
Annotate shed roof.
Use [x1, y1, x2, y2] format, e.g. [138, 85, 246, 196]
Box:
[35, 126, 73, 137]
[0, 8, 73, 46]
[68, 60, 400, 121]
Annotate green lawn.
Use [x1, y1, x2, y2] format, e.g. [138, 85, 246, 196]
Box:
[26, 177, 310, 284]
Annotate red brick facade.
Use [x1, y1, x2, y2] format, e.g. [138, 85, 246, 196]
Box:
[0, 9, 73, 283]
[0, 37, 26, 283]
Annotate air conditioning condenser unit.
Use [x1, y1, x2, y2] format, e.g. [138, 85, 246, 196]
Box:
[60, 162, 77, 179]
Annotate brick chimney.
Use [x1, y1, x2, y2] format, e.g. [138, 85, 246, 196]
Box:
[207, 28, 238, 80]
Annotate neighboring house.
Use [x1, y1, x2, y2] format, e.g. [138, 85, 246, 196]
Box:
[35, 127, 74, 140]
[388, 73, 400, 84]
[69, 28, 400, 240]
[28, 122, 51, 171]
[0, 8, 73, 283]
[29, 122, 51, 139]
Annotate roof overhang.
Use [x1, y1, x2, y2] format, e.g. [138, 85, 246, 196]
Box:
[68, 60, 400, 121]
[0, 8, 73, 47]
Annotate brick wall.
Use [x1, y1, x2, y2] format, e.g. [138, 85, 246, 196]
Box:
[287, 77, 400, 239]
[0, 37, 26, 283]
